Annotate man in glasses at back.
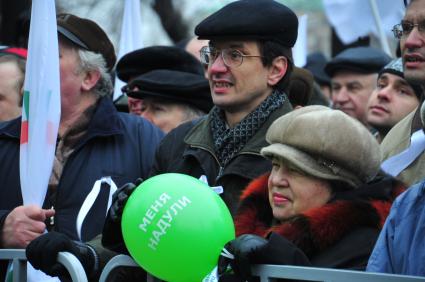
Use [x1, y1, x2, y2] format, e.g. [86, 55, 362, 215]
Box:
[24, 1, 298, 279]
[149, 0, 297, 216]
[379, 0, 425, 187]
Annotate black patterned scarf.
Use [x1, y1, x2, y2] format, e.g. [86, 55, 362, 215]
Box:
[211, 90, 286, 167]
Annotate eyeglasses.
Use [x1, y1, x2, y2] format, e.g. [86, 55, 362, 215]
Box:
[199, 46, 263, 68]
[392, 20, 425, 39]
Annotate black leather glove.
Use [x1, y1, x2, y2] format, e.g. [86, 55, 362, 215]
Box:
[218, 234, 267, 281]
[218, 233, 311, 282]
[26, 231, 98, 279]
[102, 178, 142, 253]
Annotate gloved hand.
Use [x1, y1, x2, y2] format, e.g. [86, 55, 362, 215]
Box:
[102, 178, 142, 253]
[218, 234, 267, 281]
[26, 231, 97, 279]
[218, 233, 311, 282]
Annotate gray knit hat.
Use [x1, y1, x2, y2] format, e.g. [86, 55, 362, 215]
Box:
[261, 106, 381, 188]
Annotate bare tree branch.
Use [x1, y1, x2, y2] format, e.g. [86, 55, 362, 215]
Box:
[152, 0, 189, 43]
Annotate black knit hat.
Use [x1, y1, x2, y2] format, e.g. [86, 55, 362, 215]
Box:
[379, 58, 422, 99]
[57, 13, 116, 71]
[116, 46, 204, 82]
[195, 0, 298, 47]
[125, 69, 213, 113]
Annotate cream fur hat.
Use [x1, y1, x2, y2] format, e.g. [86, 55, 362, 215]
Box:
[261, 106, 381, 188]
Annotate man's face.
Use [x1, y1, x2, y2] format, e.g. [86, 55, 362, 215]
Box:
[0, 61, 22, 121]
[128, 96, 143, 116]
[331, 71, 377, 124]
[140, 98, 190, 133]
[401, 0, 425, 84]
[59, 41, 85, 112]
[367, 73, 419, 132]
[206, 40, 274, 117]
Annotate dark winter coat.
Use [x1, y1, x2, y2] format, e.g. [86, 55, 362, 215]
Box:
[0, 97, 163, 242]
[149, 101, 293, 216]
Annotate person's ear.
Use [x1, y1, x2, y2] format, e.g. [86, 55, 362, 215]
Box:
[81, 69, 101, 92]
[267, 56, 288, 86]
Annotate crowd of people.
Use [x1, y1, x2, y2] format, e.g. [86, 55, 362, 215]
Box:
[0, 0, 424, 281]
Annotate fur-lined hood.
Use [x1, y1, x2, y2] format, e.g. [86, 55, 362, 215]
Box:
[235, 173, 406, 258]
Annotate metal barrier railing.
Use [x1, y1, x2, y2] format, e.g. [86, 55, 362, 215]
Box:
[0, 249, 87, 282]
[99, 255, 425, 282]
[1, 251, 424, 282]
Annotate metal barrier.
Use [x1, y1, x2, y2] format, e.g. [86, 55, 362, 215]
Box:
[99, 255, 425, 282]
[1, 251, 424, 282]
[0, 249, 87, 282]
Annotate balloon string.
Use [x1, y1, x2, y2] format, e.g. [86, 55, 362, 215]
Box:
[221, 247, 234, 259]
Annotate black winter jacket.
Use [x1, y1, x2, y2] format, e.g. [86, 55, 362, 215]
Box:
[150, 101, 293, 216]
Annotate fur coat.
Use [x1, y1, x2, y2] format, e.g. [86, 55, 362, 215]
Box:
[234, 173, 406, 269]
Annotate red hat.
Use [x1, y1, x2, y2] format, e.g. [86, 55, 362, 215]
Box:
[0, 47, 27, 59]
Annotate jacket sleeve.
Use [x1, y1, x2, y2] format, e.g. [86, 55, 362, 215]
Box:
[366, 201, 398, 273]
[252, 232, 312, 266]
[137, 118, 164, 179]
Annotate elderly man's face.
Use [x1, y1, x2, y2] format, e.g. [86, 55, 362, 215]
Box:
[140, 98, 190, 133]
[401, 0, 425, 85]
[0, 61, 22, 121]
[58, 41, 86, 112]
[331, 71, 377, 125]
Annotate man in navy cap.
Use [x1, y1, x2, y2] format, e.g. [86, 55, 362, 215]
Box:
[0, 13, 163, 280]
[325, 46, 391, 127]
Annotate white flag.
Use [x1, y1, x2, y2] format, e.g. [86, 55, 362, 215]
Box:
[113, 0, 143, 101]
[293, 14, 308, 67]
[19, 0, 61, 280]
[323, 0, 404, 45]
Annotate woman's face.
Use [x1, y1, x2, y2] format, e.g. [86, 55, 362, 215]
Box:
[268, 157, 332, 221]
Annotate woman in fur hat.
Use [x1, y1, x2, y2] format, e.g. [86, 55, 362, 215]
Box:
[218, 105, 406, 281]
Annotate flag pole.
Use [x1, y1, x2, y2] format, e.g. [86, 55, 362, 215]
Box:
[369, 0, 392, 56]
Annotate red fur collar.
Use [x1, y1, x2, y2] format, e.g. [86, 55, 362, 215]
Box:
[235, 173, 405, 257]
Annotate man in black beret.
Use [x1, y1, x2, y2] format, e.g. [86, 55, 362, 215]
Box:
[115, 45, 205, 115]
[0, 13, 164, 280]
[325, 46, 391, 127]
[145, 0, 296, 215]
[24, 1, 298, 279]
[123, 69, 213, 133]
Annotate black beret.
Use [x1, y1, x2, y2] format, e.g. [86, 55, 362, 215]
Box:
[126, 70, 213, 113]
[57, 13, 116, 72]
[304, 52, 331, 86]
[116, 46, 204, 82]
[325, 47, 392, 77]
[195, 0, 298, 47]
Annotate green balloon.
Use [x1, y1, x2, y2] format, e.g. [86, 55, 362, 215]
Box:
[121, 173, 235, 282]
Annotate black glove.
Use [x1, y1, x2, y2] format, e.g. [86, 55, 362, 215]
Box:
[102, 178, 142, 253]
[26, 232, 97, 279]
[218, 234, 267, 281]
[218, 233, 311, 282]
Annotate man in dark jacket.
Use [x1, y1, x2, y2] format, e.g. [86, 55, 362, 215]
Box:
[26, 1, 298, 279]
[0, 13, 163, 279]
[150, 0, 296, 216]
